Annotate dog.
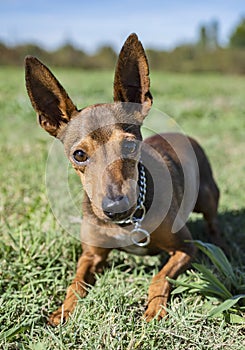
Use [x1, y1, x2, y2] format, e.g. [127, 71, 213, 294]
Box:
[25, 33, 221, 325]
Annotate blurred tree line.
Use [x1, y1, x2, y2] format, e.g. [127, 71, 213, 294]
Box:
[0, 18, 245, 74]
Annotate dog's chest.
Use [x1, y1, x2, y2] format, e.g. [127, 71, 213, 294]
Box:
[119, 244, 151, 256]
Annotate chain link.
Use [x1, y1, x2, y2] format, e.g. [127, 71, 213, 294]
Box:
[130, 162, 146, 223]
[113, 161, 150, 247]
[129, 162, 150, 246]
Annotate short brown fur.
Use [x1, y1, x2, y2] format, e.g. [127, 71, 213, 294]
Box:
[25, 33, 222, 325]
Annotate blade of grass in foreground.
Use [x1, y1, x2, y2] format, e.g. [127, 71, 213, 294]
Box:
[168, 241, 245, 323]
[191, 240, 237, 287]
[208, 294, 245, 318]
[192, 263, 233, 299]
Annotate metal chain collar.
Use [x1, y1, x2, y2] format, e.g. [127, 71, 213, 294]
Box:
[113, 161, 150, 247]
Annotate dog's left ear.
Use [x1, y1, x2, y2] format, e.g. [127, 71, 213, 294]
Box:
[114, 33, 152, 115]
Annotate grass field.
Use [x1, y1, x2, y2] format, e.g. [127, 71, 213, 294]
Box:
[0, 66, 245, 349]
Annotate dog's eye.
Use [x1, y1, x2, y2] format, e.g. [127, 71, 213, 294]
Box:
[122, 140, 138, 155]
[73, 150, 88, 164]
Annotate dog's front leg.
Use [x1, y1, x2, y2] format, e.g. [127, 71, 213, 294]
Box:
[49, 245, 110, 326]
[144, 234, 196, 322]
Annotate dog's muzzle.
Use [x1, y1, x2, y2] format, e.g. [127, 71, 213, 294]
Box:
[102, 162, 150, 247]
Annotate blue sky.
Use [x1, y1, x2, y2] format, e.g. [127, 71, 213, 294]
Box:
[0, 0, 244, 52]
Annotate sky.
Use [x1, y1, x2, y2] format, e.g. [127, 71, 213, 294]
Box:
[0, 0, 244, 52]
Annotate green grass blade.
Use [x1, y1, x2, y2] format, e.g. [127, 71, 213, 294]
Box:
[0, 324, 29, 341]
[208, 294, 245, 318]
[167, 277, 202, 294]
[193, 263, 233, 299]
[228, 313, 245, 324]
[191, 240, 237, 287]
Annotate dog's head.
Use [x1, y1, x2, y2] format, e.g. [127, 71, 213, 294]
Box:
[25, 34, 152, 223]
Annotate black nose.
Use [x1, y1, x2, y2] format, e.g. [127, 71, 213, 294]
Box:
[102, 195, 130, 220]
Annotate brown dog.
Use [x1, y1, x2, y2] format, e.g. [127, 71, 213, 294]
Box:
[25, 33, 221, 325]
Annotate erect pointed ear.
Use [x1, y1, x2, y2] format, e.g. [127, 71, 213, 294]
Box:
[25, 56, 78, 137]
[113, 33, 152, 109]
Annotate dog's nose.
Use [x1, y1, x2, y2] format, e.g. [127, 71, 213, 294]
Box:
[102, 195, 130, 220]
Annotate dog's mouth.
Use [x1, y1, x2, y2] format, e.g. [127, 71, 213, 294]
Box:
[101, 195, 136, 224]
[105, 209, 136, 225]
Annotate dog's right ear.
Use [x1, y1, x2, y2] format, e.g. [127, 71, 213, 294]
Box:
[25, 56, 77, 137]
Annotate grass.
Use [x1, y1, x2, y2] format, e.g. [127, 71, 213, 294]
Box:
[0, 66, 245, 349]
[168, 241, 245, 322]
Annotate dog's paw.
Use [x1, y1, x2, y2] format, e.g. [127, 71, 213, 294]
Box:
[48, 305, 71, 326]
[48, 286, 80, 326]
[48, 298, 77, 326]
[144, 297, 167, 322]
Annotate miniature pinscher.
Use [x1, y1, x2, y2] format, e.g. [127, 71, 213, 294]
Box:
[25, 33, 221, 325]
